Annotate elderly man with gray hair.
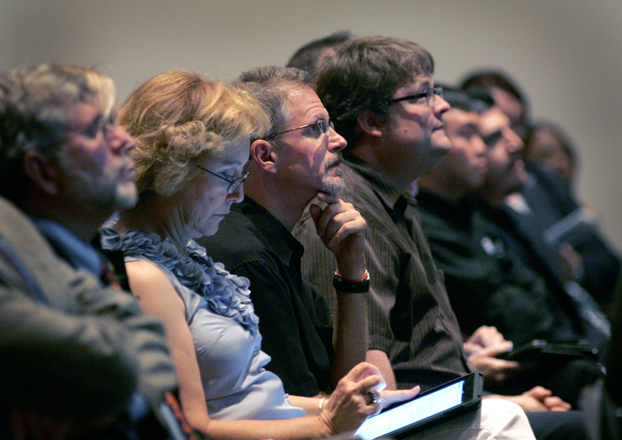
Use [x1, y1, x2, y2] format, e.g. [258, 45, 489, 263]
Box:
[0, 64, 188, 440]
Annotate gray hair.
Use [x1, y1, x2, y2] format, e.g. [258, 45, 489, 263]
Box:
[235, 66, 316, 140]
[0, 64, 111, 202]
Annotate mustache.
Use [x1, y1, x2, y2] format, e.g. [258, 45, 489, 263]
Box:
[324, 152, 343, 172]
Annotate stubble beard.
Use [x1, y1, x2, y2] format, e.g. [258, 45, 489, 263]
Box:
[320, 153, 345, 195]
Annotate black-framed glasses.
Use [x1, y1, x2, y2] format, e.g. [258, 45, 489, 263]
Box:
[388, 86, 443, 108]
[267, 118, 334, 140]
[196, 166, 249, 194]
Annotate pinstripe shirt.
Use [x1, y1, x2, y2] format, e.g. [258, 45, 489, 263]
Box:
[295, 150, 470, 391]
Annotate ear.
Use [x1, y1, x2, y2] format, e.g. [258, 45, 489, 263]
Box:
[249, 139, 279, 174]
[22, 150, 60, 196]
[356, 111, 385, 138]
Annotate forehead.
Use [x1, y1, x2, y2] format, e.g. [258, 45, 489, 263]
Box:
[479, 107, 509, 136]
[64, 100, 100, 132]
[393, 73, 433, 96]
[444, 109, 479, 131]
[490, 87, 524, 120]
[285, 86, 328, 124]
[533, 128, 563, 147]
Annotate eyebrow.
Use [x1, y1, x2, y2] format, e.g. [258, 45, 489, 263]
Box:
[461, 123, 479, 131]
[406, 81, 433, 93]
[482, 130, 503, 144]
[216, 158, 247, 167]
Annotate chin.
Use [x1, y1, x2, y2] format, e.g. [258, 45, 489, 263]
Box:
[321, 178, 345, 195]
[201, 219, 224, 238]
[431, 131, 451, 151]
[114, 186, 138, 210]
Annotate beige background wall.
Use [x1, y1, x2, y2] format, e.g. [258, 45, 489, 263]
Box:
[2, 0, 621, 252]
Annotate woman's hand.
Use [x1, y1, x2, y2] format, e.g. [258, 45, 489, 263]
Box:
[317, 362, 385, 435]
[379, 385, 420, 410]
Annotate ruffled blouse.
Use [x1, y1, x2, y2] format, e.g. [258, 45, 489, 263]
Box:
[100, 227, 304, 421]
[101, 228, 259, 335]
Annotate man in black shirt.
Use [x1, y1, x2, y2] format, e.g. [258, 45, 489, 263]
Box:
[416, 87, 602, 407]
[198, 66, 369, 398]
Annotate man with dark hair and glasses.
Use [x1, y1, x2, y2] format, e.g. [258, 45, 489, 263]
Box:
[197, 65, 372, 400]
[294, 36, 589, 440]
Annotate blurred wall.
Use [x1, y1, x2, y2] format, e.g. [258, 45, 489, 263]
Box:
[2, 0, 621, 252]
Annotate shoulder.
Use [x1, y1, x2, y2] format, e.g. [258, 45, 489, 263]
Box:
[199, 208, 273, 267]
[125, 259, 177, 299]
[0, 197, 63, 272]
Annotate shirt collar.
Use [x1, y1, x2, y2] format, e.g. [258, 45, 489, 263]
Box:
[234, 197, 304, 267]
[31, 217, 103, 277]
[342, 149, 417, 215]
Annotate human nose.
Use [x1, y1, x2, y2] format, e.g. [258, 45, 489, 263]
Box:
[327, 126, 347, 152]
[473, 135, 487, 156]
[226, 183, 244, 203]
[106, 123, 136, 154]
[433, 96, 451, 117]
[504, 128, 523, 155]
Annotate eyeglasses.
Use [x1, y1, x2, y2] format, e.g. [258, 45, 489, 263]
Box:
[267, 118, 334, 139]
[388, 86, 444, 108]
[196, 166, 249, 194]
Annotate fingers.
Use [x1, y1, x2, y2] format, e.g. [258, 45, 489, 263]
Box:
[468, 326, 508, 348]
[463, 341, 482, 356]
[543, 396, 571, 411]
[363, 390, 381, 405]
[468, 346, 520, 371]
[346, 361, 381, 381]
[524, 386, 552, 400]
[312, 200, 366, 248]
[479, 341, 514, 358]
[344, 362, 387, 404]
[379, 386, 421, 409]
[315, 191, 339, 204]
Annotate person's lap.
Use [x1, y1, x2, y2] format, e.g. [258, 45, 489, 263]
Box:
[408, 399, 535, 440]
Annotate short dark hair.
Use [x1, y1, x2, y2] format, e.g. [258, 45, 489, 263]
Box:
[460, 70, 527, 111]
[314, 36, 434, 146]
[286, 31, 355, 74]
[236, 66, 316, 139]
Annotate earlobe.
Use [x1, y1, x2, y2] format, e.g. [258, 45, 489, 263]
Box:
[250, 139, 278, 173]
[357, 111, 385, 138]
[23, 151, 60, 196]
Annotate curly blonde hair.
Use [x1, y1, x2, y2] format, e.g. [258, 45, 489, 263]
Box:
[118, 70, 269, 196]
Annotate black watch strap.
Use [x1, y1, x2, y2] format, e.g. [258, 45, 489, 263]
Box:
[333, 270, 370, 293]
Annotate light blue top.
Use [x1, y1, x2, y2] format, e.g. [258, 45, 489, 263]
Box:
[100, 228, 305, 421]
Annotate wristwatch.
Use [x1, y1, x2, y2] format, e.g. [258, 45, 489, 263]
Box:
[333, 269, 370, 293]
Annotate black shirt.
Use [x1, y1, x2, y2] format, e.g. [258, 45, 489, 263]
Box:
[416, 189, 581, 345]
[198, 197, 333, 397]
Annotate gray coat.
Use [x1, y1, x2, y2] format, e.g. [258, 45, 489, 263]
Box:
[0, 196, 177, 424]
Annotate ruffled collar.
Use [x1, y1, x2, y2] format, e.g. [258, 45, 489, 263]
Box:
[100, 227, 259, 336]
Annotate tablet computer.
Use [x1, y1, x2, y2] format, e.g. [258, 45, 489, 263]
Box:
[354, 372, 484, 440]
[497, 340, 598, 362]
